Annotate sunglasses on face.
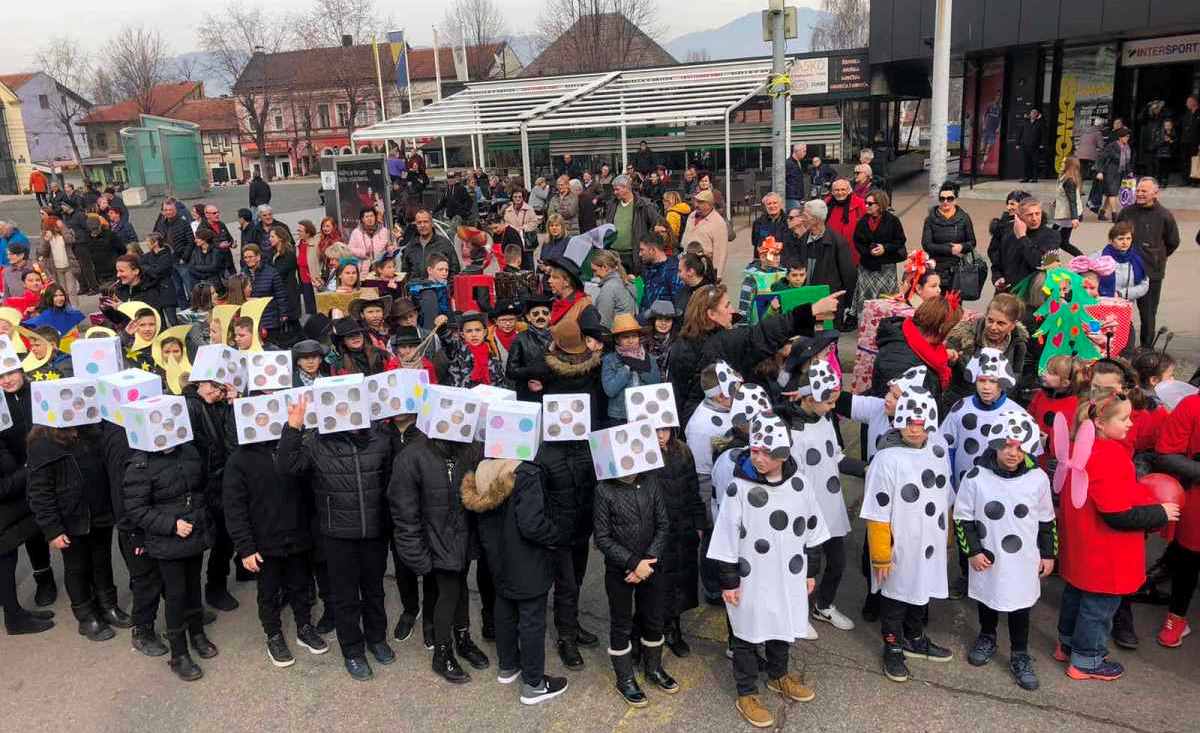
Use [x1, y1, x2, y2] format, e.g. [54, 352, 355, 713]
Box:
[865, 200, 877, 206]
[939, 195, 956, 202]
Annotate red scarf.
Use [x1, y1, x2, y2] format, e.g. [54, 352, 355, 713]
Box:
[493, 327, 518, 351]
[901, 318, 951, 388]
[550, 290, 584, 325]
[867, 214, 882, 232]
[467, 342, 492, 384]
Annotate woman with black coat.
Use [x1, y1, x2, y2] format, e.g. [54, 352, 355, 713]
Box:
[123, 440, 216, 681]
[276, 399, 393, 682]
[654, 428, 707, 658]
[183, 381, 239, 610]
[921, 181, 977, 281]
[27, 424, 129, 642]
[0, 439, 53, 635]
[850, 189, 907, 319]
[269, 225, 302, 324]
[389, 432, 489, 683]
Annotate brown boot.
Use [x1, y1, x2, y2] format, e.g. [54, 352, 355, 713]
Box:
[735, 695, 775, 728]
[767, 672, 816, 702]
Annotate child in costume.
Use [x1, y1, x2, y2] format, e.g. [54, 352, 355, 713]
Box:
[1026, 355, 1078, 467]
[444, 312, 506, 388]
[954, 409, 1056, 690]
[861, 385, 955, 682]
[708, 413, 827, 729]
[685, 361, 743, 513]
[1152, 392, 1200, 648]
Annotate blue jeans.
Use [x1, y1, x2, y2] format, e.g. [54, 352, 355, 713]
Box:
[1057, 583, 1122, 669]
[173, 264, 195, 308]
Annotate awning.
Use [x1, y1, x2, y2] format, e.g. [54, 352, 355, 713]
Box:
[241, 140, 291, 155]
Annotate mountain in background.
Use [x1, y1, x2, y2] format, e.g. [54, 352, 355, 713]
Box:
[664, 9, 832, 61]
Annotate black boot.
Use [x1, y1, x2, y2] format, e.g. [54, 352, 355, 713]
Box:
[4, 607, 54, 635]
[432, 642, 469, 683]
[188, 612, 219, 659]
[454, 627, 490, 669]
[166, 629, 203, 681]
[642, 641, 679, 693]
[316, 607, 336, 635]
[74, 600, 116, 642]
[98, 590, 132, 629]
[33, 568, 57, 607]
[205, 584, 239, 612]
[481, 611, 495, 642]
[576, 624, 599, 647]
[557, 637, 584, 669]
[132, 624, 168, 656]
[610, 650, 647, 707]
[665, 617, 691, 658]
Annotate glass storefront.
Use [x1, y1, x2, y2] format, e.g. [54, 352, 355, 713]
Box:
[1053, 44, 1117, 174]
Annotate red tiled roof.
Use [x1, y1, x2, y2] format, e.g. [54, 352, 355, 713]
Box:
[406, 44, 506, 81]
[0, 73, 35, 91]
[78, 81, 201, 125]
[172, 97, 238, 130]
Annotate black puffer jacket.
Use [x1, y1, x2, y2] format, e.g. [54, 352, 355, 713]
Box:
[2, 382, 33, 464]
[462, 459, 560, 600]
[388, 436, 478, 575]
[123, 444, 211, 560]
[0, 441, 35, 554]
[920, 206, 977, 277]
[184, 387, 231, 508]
[505, 328, 553, 403]
[869, 317, 944, 400]
[541, 348, 605, 431]
[26, 428, 113, 541]
[224, 441, 311, 559]
[994, 224, 1061, 289]
[536, 441, 597, 546]
[98, 422, 133, 534]
[276, 424, 392, 540]
[593, 474, 670, 573]
[657, 439, 707, 616]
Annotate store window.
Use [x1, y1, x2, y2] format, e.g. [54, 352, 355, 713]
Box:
[1054, 44, 1117, 174]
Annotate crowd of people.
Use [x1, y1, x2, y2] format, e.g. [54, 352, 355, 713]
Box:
[0, 149, 1197, 728]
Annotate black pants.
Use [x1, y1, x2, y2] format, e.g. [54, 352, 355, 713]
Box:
[1169, 544, 1200, 616]
[700, 527, 722, 598]
[25, 535, 50, 574]
[604, 566, 665, 652]
[389, 537, 422, 616]
[257, 553, 313, 636]
[1154, 156, 1173, 187]
[495, 593, 548, 686]
[325, 535, 388, 658]
[76, 248, 99, 293]
[300, 282, 317, 317]
[427, 569, 470, 645]
[731, 634, 789, 695]
[551, 545, 588, 639]
[118, 530, 162, 628]
[205, 507, 235, 592]
[312, 545, 332, 614]
[35, 192, 48, 207]
[158, 553, 204, 632]
[978, 602, 1031, 652]
[1137, 278, 1164, 348]
[1022, 149, 1039, 181]
[60, 526, 116, 615]
[477, 556, 495, 627]
[813, 534, 846, 610]
[880, 595, 927, 643]
[0, 549, 19, 615]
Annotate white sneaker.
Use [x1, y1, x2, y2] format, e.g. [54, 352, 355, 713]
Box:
[812, 604, 856, 631]
[800, 625, 819, 640]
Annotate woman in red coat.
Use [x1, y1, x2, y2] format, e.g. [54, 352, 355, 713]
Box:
[1056, 390, 1176, 681]
[1153, 392, 1200, 647]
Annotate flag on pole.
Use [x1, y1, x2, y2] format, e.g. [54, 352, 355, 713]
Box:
[386, 30, 408, 88]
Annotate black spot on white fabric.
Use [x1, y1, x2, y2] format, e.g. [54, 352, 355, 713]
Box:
[921, 469, 936, 488]
[747, 487, 769, 508]
[791, 477, 805, 492]
[965, 466, 980, 480]
[793, 516, 806, 537]
[900, 483, 920, 503]
[712, 415, 724, 427]
[924, 545, 935, 559]
[739, 524, 747, 540]
[806, 448, 821, 466]
[932, 444, 946, 458]
[945, 433, 956, 446]
[755, 539, 770, 554]
[935, 475, 947, 488]
[961, 413, 978, 431]
[963, 437, 980, 455]
[726, 483, 738, 497]
[769, 510, 789, 531]
[924, 501, 936, 517]
[951, 398, 965, 413]
[875, 492, 890, 507]
[938, 513, 946, 530]
[806, 515, 818, 530]
[826, 476, 841, 493]
[738, 558, 752, 577]
[825, 440, 835, 457]
[1001, 535, 1023, 553]
[1014, 503, 1029, 519]
[789, 554, 805, 574]
[977, 522, 987, 540]
[984, 501, 1005, 520]
[979, 423, 992, 437]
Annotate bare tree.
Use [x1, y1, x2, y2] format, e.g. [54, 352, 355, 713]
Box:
[198, 3, 291, 179]
[810, 0, 869, 52]
[535, 0, 660, 74]
[685, 49, 711, 63]
[440, 0, 509, 80]
[174, 55, 200, 82]
[291, 0, 394, 48]
[89, 67, 118, 106]
[34, 37, 95, 166]
[104, 26, 172, 115]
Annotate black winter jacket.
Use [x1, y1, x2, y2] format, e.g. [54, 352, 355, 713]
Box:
[0, 441, 35, 554]
[388, 436, 478, 575]
[155, 216, 193, 263]
[852, 212, 907, 271]
[505, 328, 552, 402]
[1115, 202, 1181, 280]
[540, 348, 605, 432]
[246, 262, 291, 330]
[594, 474, 669, 573]
[401, 233, 460, 280]
[276, 425, 392, 540]
[123, 444, 211, 560]
[785, 156, 808, 202]
[868, 317, 944, 400]
[462, 459, 560, 600]
[26, 429, 113, 541]
[249, 177, 272, 208]
[986, 212, 1014, 282]
[224, 441, 311, 559]
[98, 422, 133, 534]
[535, 440, 597, 546]
[187, 244, 225, 283]
[994, 224, 1061, 289]
[657, 440, 706, 614]
[921, 206, 977, 277]
[1, 382, 32, 464]
[85, 228, 124, 283]
[272, 251, 301, 322]
[780, 228, 856, 321]
[184, 388, 231, 507]
[137, 246, 176, 309]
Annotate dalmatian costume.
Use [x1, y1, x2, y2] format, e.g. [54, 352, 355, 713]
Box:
[953, 410, 1054, 612]
[685, 361, 745, 493]
[851, 366, 932, 462]
[730, 383, 773, 428]
[707, 414, 831, 643]
[860, 387, 953, 605]
[791, 357, 850, 537]
[944, 349, 1039, 490]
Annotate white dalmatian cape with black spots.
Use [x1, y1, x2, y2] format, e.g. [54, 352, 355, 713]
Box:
[943, 397, 1041, 492]
[708, 466, 830, 643]
[860, 438, 952, 605]
[789, 417, 849, 537]
[953, 463, 1054, 612]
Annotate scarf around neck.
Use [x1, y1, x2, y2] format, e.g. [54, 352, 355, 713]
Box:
[829, 195, 852, 224]
[493, 327, 518, 352]
[550, 290, 584, 325]
[1099, 244, 1145, 296]
[467, 342, 491, 384]
[901, 317, 950, 388]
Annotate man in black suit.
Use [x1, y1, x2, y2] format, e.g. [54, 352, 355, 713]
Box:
[1018, 108, 1045, 183]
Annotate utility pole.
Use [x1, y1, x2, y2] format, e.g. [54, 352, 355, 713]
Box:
[928, 0, 952, 201]
[769, 0, 788, 196]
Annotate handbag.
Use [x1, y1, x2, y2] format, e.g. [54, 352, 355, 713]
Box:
[950, 251, 988, 301]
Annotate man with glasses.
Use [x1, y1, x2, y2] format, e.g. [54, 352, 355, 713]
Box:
[196, 204, 236, 276]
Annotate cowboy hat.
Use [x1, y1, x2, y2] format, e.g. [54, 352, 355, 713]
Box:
[550, 317, 588, 355]
[331, 317, 365, 339]
[390, 326, 422, 347]
[349, 293, 393, 321]
[610, 313, 643, 337]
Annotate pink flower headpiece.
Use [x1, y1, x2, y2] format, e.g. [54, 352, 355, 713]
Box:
[1067, 254, 1116, 277]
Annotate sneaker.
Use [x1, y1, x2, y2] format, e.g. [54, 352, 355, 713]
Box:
[948, 576, 968, 600]
[799, 624, 819, 640]
[1053, 642, 1070, 663]
[1066, 659, 1124, 681]
[1111, 624, 1139, 650]
[368, 641, 396, 665]
[735, 695, 775, 728]
[883, 645, 909, 682]
[497, 667, 521, 684]
[811, 605, 855, 631]
[267, 634, 295, 668]
[520, 675, 568, 705]
[296, 625, 329, 655]
[575, 625, 599, 648]
[345, 655, 373, 681]
[967, 634, 998, 667]
[393, 612, 418, 642]
[902, 635, 953, 663]
[557, 638, 584, 670]
[423, 623, 435, 650]
[1009, 653, 1039, 690]
[766, 673, 815, 702]
[1157, 613, 1192, 648]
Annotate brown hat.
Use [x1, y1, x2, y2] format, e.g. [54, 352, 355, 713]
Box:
[550, 316, 588, 355]
[694, 190, 715, 204]
[610, 313, 643, 337]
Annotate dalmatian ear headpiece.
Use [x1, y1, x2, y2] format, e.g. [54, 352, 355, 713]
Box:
[730, 383, 772, 428]
[749, 413, 791, 459]
[990, 408, 1040, 454]
[802, 358, 841, 402]
[889, 365, 928, 394]
[966, 347, 1016, 389]
[707, 360, 744, 400]
[892, 385, 939, 430]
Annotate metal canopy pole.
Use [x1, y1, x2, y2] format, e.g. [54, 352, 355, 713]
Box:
[724, 113, 732, 219]
[470, 134, 478, 169]
[520, 123, 532, 187]
[619, 93, 628, 171]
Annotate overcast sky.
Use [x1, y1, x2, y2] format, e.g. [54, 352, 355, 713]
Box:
[0, 0, 822, 76]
